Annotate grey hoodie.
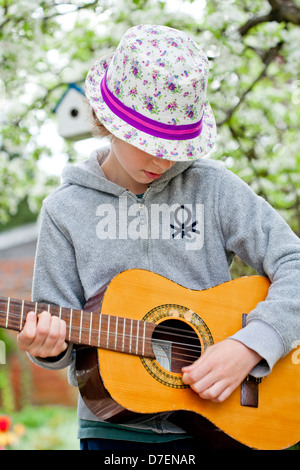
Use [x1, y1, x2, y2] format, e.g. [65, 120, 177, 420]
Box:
[30, 146, 300, 431]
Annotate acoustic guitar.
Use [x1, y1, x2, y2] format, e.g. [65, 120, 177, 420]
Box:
[0, 269, 299, 450]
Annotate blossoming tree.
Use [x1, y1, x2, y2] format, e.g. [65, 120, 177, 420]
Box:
[1, 0, 299, 233]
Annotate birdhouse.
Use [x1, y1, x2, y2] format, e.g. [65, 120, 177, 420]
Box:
[54, 83, 93, 141]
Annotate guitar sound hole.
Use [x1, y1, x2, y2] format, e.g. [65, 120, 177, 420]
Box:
[152, 319, 201, 373]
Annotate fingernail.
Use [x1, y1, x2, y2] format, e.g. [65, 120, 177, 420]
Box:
[27, 311, 36, 319]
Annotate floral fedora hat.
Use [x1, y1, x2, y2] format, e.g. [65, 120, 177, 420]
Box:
[85, 24, 217, 161]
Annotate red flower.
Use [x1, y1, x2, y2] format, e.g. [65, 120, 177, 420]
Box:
[0, 416, 11, 432]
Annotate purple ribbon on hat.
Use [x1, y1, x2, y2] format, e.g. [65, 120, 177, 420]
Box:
[100, 72, 203, 141]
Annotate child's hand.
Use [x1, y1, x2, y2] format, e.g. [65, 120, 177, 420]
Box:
[17, 311, 68, 358]
[182, 339, 261, 403]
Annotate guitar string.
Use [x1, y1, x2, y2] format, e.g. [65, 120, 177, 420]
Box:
[1, 301, 211, 341]
[1, 301, 237, 359]
[0, 303, 207, 342]
[0, 309, 203, 341]
[0, 308, 232, 357]
[0, 331, 199, 367]
[0, 311, 203, 363]
[0, 306, 232, 348]
[1, 325, 201, 365]
[0, 306, 204, 345]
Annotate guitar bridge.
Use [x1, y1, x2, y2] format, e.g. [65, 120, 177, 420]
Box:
[240, 314, 262, 408]
[241, 375, 261, 408]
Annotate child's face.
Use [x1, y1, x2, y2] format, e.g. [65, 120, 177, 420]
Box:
[105, 139, 175, 193]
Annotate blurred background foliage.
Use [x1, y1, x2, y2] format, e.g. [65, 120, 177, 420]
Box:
[0, 0, 300, 449]
[0, 0, 300, 233]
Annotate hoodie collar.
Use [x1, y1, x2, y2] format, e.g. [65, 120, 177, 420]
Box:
[62, 145, 195, 196]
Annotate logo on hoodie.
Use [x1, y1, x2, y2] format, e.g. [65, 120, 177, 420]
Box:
[96, 199, 204, 251]
[170, 205, 201, 240]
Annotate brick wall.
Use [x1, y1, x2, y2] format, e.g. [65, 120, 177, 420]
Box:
[0, 256, 77, 409]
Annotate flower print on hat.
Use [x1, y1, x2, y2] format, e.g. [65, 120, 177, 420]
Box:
[85, 24, 217, 161]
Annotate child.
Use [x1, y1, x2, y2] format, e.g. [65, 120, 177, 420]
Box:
[17, 24, 300, 450]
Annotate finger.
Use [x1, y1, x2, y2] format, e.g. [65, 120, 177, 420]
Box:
[181, 357, 211, 385]
[182, 354, 203, 372]
[182, 344, 214, 374]
[17, 311, 38, 351]
[199, 382, 234, 403]
[184, 370, 217, 396]
[29, 310, 52, 354]
[38, 316, 67, 357]
[211, 387, 234, 403]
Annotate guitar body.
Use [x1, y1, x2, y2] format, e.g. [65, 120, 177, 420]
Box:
[76, 269, 300, 450]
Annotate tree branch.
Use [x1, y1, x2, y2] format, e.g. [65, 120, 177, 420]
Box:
[42, 0, 99, 22]
[0, 1, 12, 30]
[239, 13, 273, 36]
[40, 0, 99, 36]
[217, 42, 284, 127]
[239, 0, 300, 36]
[227, 124, 272, 206]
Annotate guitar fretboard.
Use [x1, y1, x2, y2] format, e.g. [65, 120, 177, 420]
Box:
[0, 297, 155, 358]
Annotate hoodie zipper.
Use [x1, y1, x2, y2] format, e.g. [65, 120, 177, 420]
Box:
[127, 187, 152, 270]
[136, 187, 151, 225]
[127, 187, 151, 219]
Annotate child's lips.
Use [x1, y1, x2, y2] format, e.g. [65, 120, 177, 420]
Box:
[144, 170, 163, 180]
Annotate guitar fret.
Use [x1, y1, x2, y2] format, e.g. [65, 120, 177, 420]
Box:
[69, 309, 73, 341]
[6, 298, 10, 328]
[114, 317, 118, 350]
[0, 297, 156, 358]
[129, 319, 133, 354]
[79, 310, 83, 344]
[89, 312, 93, 346]
[20, 300, 25, 330]
[106, 315, 110, 349]
[122, 318, 126, 352]
[136, 321, 139, 355]
[98, 314, 102, 347]
[142, 321, 146, 357]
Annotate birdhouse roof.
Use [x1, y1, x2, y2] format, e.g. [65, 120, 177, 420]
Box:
[54, 83, 85, 113]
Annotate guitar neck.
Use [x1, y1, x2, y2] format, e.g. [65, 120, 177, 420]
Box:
[0, 297, 155, 358]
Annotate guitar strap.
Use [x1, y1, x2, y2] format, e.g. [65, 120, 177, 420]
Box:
[240, 314, 261, 408]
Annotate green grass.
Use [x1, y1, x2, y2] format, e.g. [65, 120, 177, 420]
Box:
[4, 404, 299, 450]
[6, 405, 78, 450]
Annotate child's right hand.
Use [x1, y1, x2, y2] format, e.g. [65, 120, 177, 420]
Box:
[182, 338, 262, 403]
[17, 311, 68, 358]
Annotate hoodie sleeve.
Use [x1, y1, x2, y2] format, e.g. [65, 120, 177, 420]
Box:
[28, 202, 86, 371]
[216, 168, 300, 377]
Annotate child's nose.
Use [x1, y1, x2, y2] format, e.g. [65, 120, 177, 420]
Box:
[153, 158, 175, 170]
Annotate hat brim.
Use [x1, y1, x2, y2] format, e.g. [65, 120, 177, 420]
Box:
[85, 53, 217, 161]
